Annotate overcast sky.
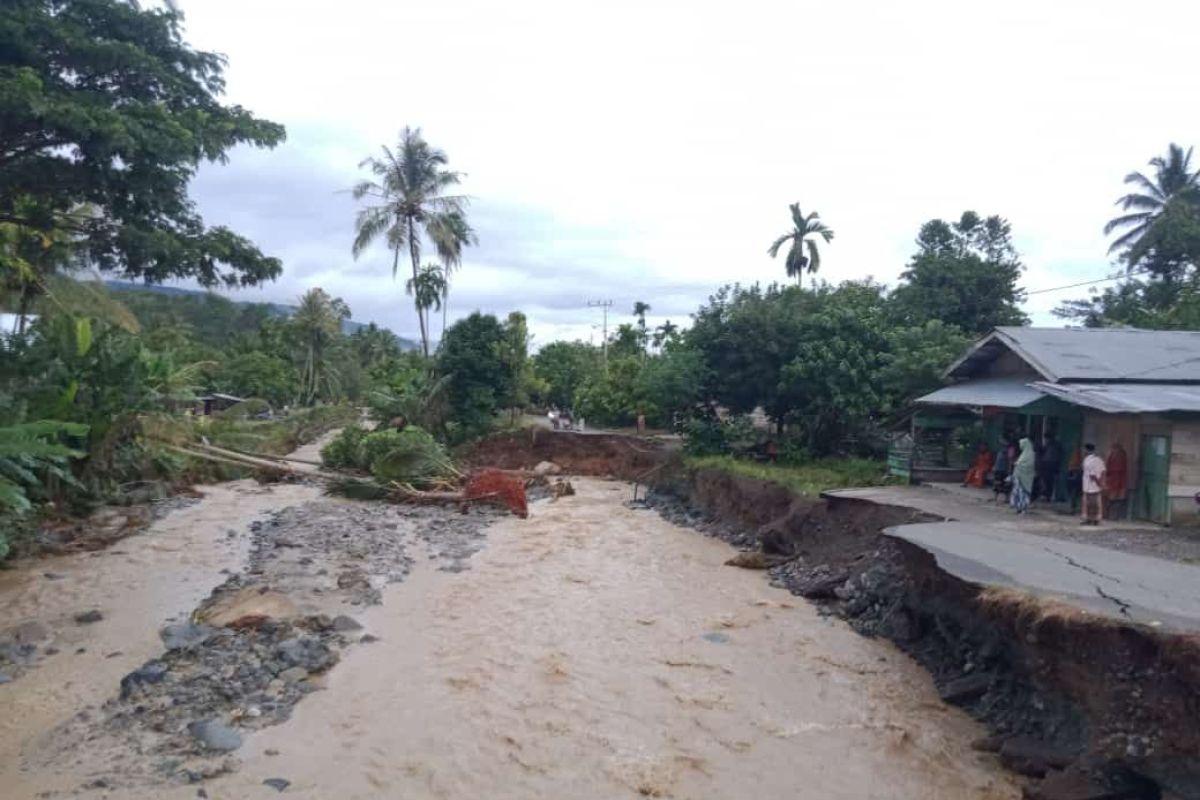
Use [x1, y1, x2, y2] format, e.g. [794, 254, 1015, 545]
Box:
[181, 0, 1200, 347]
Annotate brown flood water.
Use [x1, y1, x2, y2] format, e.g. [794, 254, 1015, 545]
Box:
[2, 475, 1020, 799]
[201, 479, 1017, 800]
[0, 480, 324, 797]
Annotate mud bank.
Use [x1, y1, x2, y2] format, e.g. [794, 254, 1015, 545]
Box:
[648, 467, 1200, 800]
[2, 493, 496, 796]
[464, 429, 666, 478]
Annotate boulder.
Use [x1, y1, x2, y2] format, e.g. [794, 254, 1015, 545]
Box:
[939, 672, 993, 705]
[160, 623, 214, 650]
[331, 615, 363, 632]
[534, 461, 562, 476]
[73, 610, 103, 625]
[275, 637, 336, 673]
[120, 660, 169, 699]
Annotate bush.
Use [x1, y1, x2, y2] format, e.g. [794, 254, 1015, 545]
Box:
[681, 415, 758, 457]
[322, 425, 454, 487]
[364, 427, 453, 485]
[320, 426, 368, 470]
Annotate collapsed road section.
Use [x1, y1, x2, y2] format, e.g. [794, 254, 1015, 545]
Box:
[647, 464, 1200, 800]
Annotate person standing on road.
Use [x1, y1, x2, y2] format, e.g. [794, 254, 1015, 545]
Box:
[1039, 431, 1063, 502]
[1082, 443, 1106, 525]
[1011, 436, 1036, 514]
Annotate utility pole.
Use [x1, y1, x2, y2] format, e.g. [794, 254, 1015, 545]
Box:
[587, 300, 613, 370]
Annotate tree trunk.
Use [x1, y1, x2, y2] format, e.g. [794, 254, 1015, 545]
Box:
[408, 219, 428, 357]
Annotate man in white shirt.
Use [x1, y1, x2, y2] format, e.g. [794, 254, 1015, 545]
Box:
[1081, 443, 1106, 526]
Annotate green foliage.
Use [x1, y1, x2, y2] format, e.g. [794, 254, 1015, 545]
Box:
[686, 455, 894, 497]
[291, 288, 350, 406]
[438, 312, 514, 437]
[320, 426, 369, 470]
[321, 426, 453, 486]
[214, 352, 296, 408]
[680, 416, 757, 457]
[0, 0, 285, 287]
[352, 127, 476, 357]
[888, 212, 1028, 335]
[767, 203, 835, 287]
[366, 427, 453, 484]
[533, 341, 600, 409]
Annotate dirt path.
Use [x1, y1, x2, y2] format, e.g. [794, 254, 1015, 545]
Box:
[185, 478, 1017, 800]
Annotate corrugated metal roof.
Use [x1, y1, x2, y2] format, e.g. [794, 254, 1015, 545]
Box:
[996, 327, 1200, 382]
[946, 327, 1200, 382]
[916, 377, 1046, 409]
[1031, 382, 1200, 414]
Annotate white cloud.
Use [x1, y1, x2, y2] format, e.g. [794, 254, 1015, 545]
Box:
[180, 0, 1200, 341]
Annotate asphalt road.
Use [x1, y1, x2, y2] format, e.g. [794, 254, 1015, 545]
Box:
[884, 521, 1200, 633]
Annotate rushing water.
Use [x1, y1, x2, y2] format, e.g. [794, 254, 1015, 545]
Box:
[2, 475, 1019, 799]
[197, 478, 1018, 800]
[0, 479, 324, 797]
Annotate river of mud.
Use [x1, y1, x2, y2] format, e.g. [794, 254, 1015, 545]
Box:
[2, 471, 1021, 799]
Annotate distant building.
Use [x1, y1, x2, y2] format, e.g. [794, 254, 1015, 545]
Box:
[902, 326, 1200, 524]
[195, 392, 246, 416]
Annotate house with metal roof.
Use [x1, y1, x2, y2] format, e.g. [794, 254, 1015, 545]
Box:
[903, 326, 1200, 524]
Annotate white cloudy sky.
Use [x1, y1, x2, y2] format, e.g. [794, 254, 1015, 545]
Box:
[179, 0, 1200, 347]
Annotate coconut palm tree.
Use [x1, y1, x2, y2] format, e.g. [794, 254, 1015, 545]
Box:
[406, 263, 447, 330]
[428, 211, 478, 338]
[352, 127, 474, 357]
[768, 203, 834, 288]
[1104, 144, 1200, 266]
[291, 288, 349, 406]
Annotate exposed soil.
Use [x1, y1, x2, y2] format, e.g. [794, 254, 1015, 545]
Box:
[463, 429, 667, 479]
[647, 466, 1200, 800]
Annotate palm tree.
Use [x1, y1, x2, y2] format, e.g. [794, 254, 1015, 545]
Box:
[428, 211, 478, 338]
[652, 319, 678, 350]
[768, 203, 834, 288]
[632, 300, 651, 354]
[291, 288, 349, 406]
[1104, 144, 1200, 266]
[406, 263, 447, 331]
[352, 127, 474, 357]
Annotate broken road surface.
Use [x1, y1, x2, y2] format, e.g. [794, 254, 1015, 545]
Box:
[884, 522, 1200, 632]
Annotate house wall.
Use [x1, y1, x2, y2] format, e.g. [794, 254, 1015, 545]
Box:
[1168, 418, 1200, 525]
[982, 350, 1044, 380]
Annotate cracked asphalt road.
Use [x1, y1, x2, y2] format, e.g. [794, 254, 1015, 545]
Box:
[883, 521, 1200, 632]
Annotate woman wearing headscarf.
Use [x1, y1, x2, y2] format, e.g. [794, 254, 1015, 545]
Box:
[1010, 436, 1036, 514]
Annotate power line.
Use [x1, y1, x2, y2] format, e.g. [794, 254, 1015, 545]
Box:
[1024, 266, 1152, 296]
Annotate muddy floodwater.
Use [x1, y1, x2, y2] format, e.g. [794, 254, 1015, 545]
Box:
[1, 477, 1019, 799]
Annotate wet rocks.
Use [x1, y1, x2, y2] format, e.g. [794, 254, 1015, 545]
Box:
[263, 777, 291, 792]
[331, 615, 362, 632]
[119, 660, 169, 699]
[533, 460, 562, 476]
[278, 667, 308, 684]
[187, 719, 243, 752]
[940, 672, 994, 705]
[0, 670, 12, 684]
[161, 623, 215, 650]
[74, 609, 104, 624]
[274, 637, 336, 673]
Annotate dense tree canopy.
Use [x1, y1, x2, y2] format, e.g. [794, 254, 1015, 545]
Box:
[0, 0, 286, 286]
[889, 211, 1027, 335]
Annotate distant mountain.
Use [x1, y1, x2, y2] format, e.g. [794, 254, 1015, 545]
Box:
[104, 281, 417, 350]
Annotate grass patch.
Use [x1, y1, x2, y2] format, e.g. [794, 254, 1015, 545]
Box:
[685, 455, 896, 497]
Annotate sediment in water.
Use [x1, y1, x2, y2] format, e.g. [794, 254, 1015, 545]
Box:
[647, 465, 1200, 800]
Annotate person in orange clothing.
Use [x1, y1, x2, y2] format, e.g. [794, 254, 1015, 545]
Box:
[963, 442, 994, 489]
[1106, 441, 1129, 520]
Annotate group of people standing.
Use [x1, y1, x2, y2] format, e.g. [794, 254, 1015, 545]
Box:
[964, 434, 1129, 523]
